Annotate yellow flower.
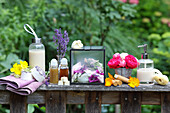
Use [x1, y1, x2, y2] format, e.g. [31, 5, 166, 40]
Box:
[10, 63, 18, 72]
[10, 63, 22, 75]
[105, 78, 112, 87]
[20, 61, 28, 69]
[128, 77, 140, 88]
[108, 73, 114, 80]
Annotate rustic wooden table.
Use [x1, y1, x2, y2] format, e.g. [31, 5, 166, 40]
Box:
[0, 83, 170, 113]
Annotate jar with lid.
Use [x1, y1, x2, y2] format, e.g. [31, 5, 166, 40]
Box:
[59, 58, 69, 80]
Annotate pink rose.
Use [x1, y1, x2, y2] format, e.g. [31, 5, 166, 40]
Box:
[108, 58, 121, 69]
[113, 53, 120, 59]
[119, 60, 126, 67]
[125, 55, 138, 69]
[129, 0, 139, 4]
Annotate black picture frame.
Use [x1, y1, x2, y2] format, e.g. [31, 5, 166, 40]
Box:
[69, 46, 105, 85]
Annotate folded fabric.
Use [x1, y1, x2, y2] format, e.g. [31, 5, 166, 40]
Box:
[0, 75, 34, 89]
[6, 81, 44, 95]
[0, 75, 45, 95]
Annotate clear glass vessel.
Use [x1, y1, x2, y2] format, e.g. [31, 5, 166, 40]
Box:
[70, 46, 105, 84]
[29, 38, 45, 71]
[137, 44, 154, 84]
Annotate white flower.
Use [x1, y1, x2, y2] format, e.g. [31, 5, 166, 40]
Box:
[71, 40, 83, 49]
[120, 53, 128, 60]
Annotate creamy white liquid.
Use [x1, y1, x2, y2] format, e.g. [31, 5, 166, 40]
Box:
[137, 68, 154, 82]
[29, 49, 45, 71]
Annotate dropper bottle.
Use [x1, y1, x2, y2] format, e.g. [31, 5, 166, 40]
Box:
[137, 44, 154, 84]
[50, 59, 58, 84]
[24, 24, 45, 71]
[60, 58, 69, 80]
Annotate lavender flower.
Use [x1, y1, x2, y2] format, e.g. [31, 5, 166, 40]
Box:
[53, 28, 69, 57]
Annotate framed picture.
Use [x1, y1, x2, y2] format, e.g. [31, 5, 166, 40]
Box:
[70, 46, 105, 85]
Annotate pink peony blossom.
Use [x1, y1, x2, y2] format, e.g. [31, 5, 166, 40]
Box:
[119, 60, 126, 67]
[125, 55, 138, 69]
[108, 58, 121, 69]
[113, 53, 120, 59]
[129, 0, 139, 4]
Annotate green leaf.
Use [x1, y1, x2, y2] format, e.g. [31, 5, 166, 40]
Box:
[6, 53, 19, 63]
[28, 104, 35, 113]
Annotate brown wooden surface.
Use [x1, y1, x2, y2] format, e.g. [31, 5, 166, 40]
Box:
[1, 84, 170, 113]
[37, 83, 170, 91]
[0, 91, 10, 104]
[102, 92, 120, 104]
[10, 93, 27, 113]
[67, 91, 85, 104]
[161, 92, 170, 113]
[121, 92, 141, 113]
[85, 92, 102, 113]
[27, 91, 45, 104]
[46, 91, 66, 113]
[142, 92, 160, 105]
[1, 83, 170, 91]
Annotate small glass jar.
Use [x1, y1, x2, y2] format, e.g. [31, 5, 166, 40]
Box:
[60, 58, 69, 80]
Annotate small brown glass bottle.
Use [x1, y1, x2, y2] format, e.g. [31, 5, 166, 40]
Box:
[50, 59, 58, 84]
[60, 58, 69, 80]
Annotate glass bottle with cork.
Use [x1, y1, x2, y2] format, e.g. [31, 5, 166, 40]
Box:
[49, 59, 58, 84]
[60, 58, 69, 80]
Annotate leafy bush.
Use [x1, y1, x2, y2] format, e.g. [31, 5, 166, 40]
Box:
[0, 0, 137, 76]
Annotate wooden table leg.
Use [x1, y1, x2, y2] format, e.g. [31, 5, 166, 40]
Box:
[10, 93, 27, 113]
[46, 91, 66, 113]
[161, 92, 170, 113]
[85, 92, 102, 113]
[121, 92, 141, 113]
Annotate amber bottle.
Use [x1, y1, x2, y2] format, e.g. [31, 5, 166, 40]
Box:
[60, 58, 69, 80]
[49, 59, 58, 84]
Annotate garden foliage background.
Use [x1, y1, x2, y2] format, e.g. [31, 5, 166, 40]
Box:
[0, 0, 170, 113]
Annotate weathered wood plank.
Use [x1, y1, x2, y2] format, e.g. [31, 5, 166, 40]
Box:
[27, 91, 45, 104]
[102, 92, 120, 104]
[1, 84, 170, 92]
[67, 91, 85, 104]
[0, 91, 10, 104]
[141, 92, 160, 105]
[46, 91, 66, 113]
[121, 92, 141, 113]
[37, 83, 170, 92]
[161, 92, 170, 113]
[10, 93, 27, 113]
[85, 92, 102, 113]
